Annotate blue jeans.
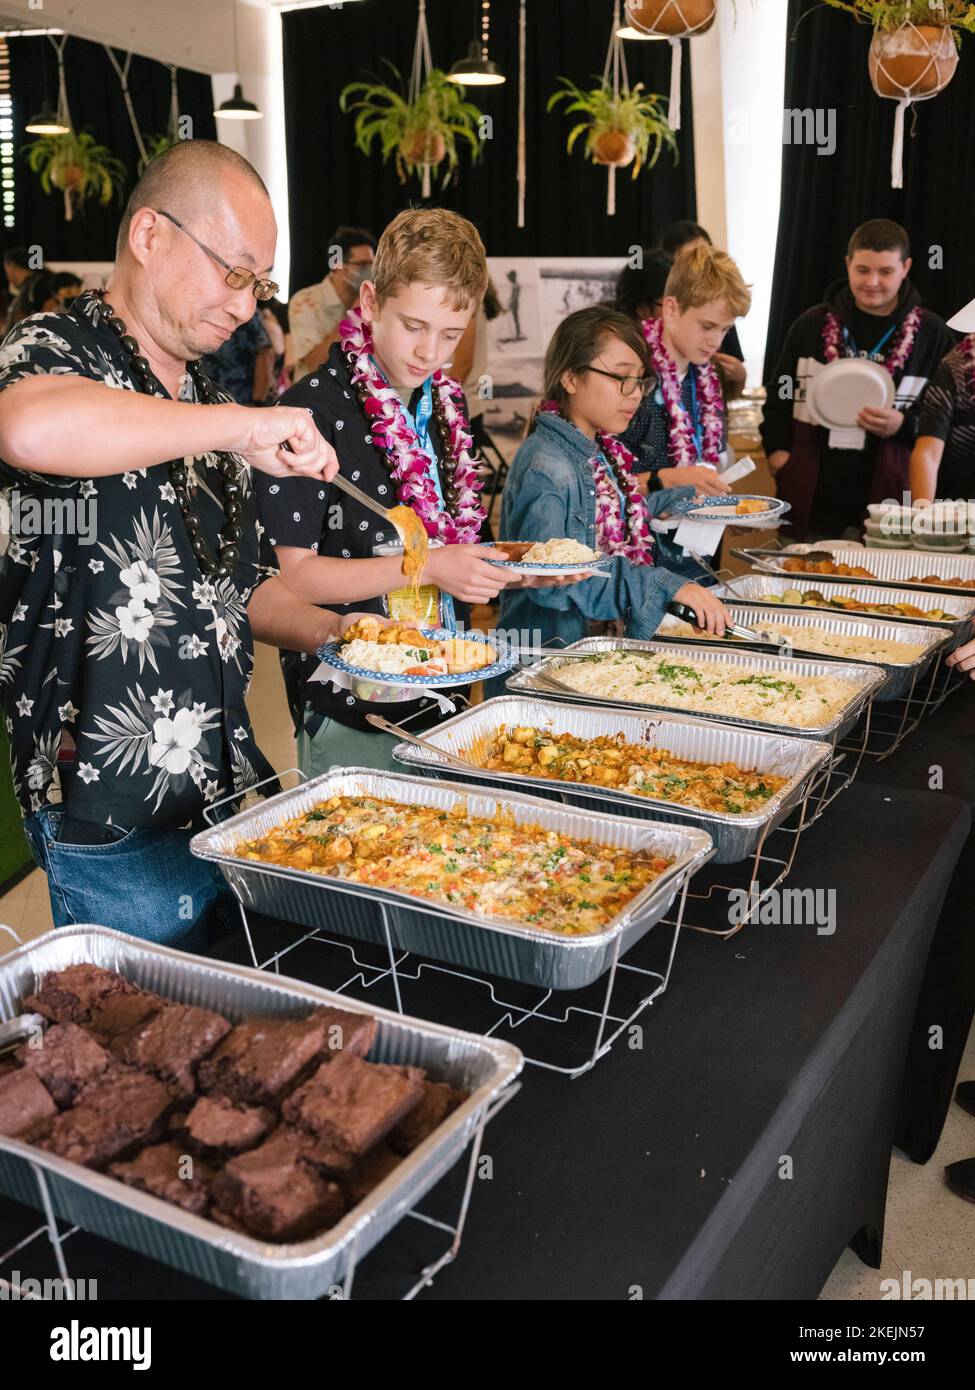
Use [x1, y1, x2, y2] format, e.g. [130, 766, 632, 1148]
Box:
[22, 807, 239, 951]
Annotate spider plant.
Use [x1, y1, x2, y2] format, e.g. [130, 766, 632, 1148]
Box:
[24, 129, 126, 222]
[547, 78, 677, 178]
[822, 0, 975, 41]
[340, 62, 484, 188]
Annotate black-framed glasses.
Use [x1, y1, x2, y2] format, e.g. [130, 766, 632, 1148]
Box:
[585, 365, 652, 398]
[156, 209, 279, 301]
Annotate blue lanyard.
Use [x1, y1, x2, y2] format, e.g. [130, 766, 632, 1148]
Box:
[842, 322, 897, 362]
[597, 448, 628, 514]
[688, 368, 704, 462]
[397, 375, 458, 633]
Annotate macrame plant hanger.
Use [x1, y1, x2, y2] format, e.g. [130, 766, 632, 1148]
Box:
[866, 16, 957, 189]
[602, 1, 630, 216]
[104, 45, 149, 169]
[48, 35, 74, 220]
[409, 0, 436, 197]
[517, 0, 527, 227]
[625, 0, 716, 132]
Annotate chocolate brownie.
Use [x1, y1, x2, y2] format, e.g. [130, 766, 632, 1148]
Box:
[24, 964, 145, 1027]
[42, 1065, 176, 1169]
[198, 1007, 375, 1106]
[87, 992, 162, 1043]
[177, 1095, 275, 1157]
[212, 1126, 346, 1243]
[342, 1144, 402, 1207]
[110, 1142, 215, 1215]
[281, 1053, 424, 1158]
[110, 1003, 231, 1092]
[0, 1067, 58, 1137]
[389, 1081, 466, 1156]
[15, 1022, 112, 1108]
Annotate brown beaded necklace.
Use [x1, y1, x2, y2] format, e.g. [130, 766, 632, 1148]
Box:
[93, 290, 245, 580]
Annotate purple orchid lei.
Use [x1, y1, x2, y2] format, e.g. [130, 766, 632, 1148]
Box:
[539, 401, 656, 565]
[642, 315, 725, 468]
[340, 309, 485, 544]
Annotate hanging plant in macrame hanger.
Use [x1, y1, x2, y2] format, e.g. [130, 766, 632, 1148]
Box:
[340, 0, 484, 196]
[624, 0, 716, 131]
[548, 0, 677, 216]
[823, 1, 975, 188]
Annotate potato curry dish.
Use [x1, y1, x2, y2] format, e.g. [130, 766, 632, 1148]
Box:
[472, 726, 788, 816]
[232, 795, 673, 935]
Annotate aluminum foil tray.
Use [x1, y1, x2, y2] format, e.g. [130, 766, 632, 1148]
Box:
[190, 768, 715, 992]
[391, 696, 830, 864]
[505, 638, 885, 745]
[0, 925, 522, 1300]
[655, 605, 949, 702]
[713, 573, 975, 646]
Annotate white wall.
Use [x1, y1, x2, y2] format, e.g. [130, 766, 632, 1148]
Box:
[690, 0, 789, 385]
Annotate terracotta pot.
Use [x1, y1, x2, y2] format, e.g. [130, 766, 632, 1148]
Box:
[868, 23, 958, 99]
[626, 0, 716, 37]
[50, 162, 83, 190]
[592, 130, 636, 167]
[400, 129, 447, 167]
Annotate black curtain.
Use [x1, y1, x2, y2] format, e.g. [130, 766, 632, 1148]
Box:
[764, 0, 975, 376]
[282, 0, 697, 293]
[7, 35, 217, 262]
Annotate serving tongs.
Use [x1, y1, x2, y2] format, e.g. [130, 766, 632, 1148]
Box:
[665, 600, 774, 645]
[366, 714, 484, 773]
[0, 1011, 46, 1059]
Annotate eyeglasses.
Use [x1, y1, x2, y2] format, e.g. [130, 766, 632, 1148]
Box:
[585, 365, 652, 398]
[156, 209, 279, 302]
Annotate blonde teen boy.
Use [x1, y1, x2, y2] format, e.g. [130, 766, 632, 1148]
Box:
[256, 208, 582, 774]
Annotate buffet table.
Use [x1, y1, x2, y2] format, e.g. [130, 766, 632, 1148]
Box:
[853, 688, 975, 1163]
[2, 779, 965, 1300]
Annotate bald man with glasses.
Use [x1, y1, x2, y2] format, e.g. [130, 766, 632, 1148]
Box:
[0, 140, 377, 948]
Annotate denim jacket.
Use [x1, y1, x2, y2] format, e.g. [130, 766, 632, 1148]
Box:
[496, 412, 695, 651]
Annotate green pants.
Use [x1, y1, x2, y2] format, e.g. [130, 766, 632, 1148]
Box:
[297, 714, 401, 779]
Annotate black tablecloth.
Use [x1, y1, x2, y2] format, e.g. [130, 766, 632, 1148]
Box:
[0, 782, 967, 1300]
[209, 781, 969, 1299]
[853, 686, 975, 1162]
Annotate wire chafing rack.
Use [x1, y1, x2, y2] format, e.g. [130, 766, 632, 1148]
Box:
[195, 769, 710, 1079]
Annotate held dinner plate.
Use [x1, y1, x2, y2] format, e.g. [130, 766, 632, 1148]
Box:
[482, 542, 613, 577]
[805, 357, 895, 429]
[317, 626, 518, 691]
[665, 494, 791, 525]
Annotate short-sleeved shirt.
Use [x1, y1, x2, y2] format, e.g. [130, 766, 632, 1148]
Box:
[0, 292, 279, 829]
[916, 341, 975, 499]
[618, 366, 728, 480]
[255, 342, 471, 735]
[202, 309, 271, 405]
[287, 277, 345, 380]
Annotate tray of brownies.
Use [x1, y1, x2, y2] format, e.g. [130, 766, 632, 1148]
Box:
[0, 925, 521, 1301]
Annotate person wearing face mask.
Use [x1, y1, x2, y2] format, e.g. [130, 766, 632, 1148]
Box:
[288, 225, 377, 383]
[761, 219, 955, 542]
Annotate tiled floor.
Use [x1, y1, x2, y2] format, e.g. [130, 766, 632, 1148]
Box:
[1, 636, 972, 1299]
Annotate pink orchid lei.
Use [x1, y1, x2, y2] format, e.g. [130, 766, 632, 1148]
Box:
[641, 315, 724, 467]
[340, 309, 485, 544]
[965, 334, 975, 394]
[822, 306, 921, 375]
[539, 402, 656, 565]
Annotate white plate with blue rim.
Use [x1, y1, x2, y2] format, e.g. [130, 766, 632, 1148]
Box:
[482, 541, 612, 577]
[665, 495, 791, 525]
[316, 626, 518, 692]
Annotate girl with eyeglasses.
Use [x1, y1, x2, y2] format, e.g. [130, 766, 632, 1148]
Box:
[490, 306, 729, 682]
